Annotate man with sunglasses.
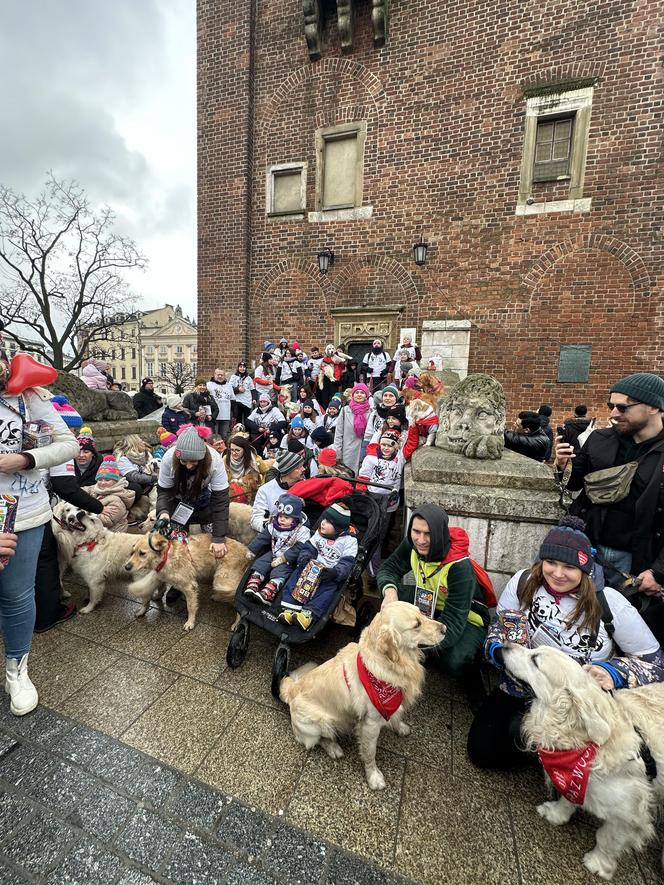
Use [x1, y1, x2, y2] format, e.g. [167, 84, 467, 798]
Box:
[554, 372, 664, 643]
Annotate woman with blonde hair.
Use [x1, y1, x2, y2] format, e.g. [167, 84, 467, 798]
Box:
[467, 516, 664, 770]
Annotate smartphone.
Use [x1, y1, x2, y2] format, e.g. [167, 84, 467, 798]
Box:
[556, 426, 565, 438]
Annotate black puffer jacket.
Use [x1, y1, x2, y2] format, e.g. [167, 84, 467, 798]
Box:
[503, 428, 550, 462]
[132, 385, 163, 418]
[563, 417, 591, 448]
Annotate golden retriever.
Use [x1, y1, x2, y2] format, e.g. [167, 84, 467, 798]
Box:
[52, 502, 160, 613]
[503, 644, 664, 880]
[280, 601, 444, 790]
[123, 533, 249, 631]
[137, 502, 256, 546]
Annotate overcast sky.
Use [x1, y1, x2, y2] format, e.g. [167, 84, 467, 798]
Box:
[0, 0, 197, 319]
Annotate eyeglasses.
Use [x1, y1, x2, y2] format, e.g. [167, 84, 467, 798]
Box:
[606, 401, 643, 414]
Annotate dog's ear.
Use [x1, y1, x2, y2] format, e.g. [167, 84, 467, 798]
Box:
[565, 688, 612, 745]
[147, 532, 169, 552]
[377, 625, 402, 664]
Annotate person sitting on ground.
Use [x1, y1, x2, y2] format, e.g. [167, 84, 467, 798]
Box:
[87, 455, 136, 533]
[183, 378, 218, 431]
[132, 378, 163, 418]
[278, 502, 358, 631]
[562, 403, 592, 448]
[244, 493, 311, 605]
[467, 516, 664, 770]
[75, 429, 103, 486]
[247, 392, 288, 454]
[503, 411, 550, 462]
[537, 404, 554, 460]
[208, 433, 226, 454]
[251, 450, 306, 531]
[377, 505, 488, 707]
[161, 395, 191, 436]
[114, 434, 157, 499]
[280, 415, 309, 449]
[333, 383, 372, 477]
[154, 426, 229, 557]
[223, 434, 263, 504]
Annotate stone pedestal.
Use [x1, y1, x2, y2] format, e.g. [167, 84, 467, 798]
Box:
[87, 419, 161, 454]
[405, 446, 562, 597]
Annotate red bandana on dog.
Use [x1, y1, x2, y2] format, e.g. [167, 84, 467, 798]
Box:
[538, 743, 598, 805]
[355, 653, 403, 720]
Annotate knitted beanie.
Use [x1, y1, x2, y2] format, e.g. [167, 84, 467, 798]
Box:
[310, 426, 332, 447]
[263, 340, 274, 350]
[380, 429, 401, 447]
[159, 427, 177, 447]
[276, 450, 305, 475]
[275, 493, 304, 522]
[538, 516, 593, 575]
[302, 399, 315, 409]
[96, 455, 121, 482]
[323, 501, 351, 533]
[50, 395, 83, 429]
[258, 392, 271, 405]
[290, 415, 305, 429]
[78, 425, 95, 448]
[175, 426, 207, 461]
[381, 384, 399, 401]
[318, 447, 337, 466]
[610, 373, 664, 411]
[327, 395, 342, 412]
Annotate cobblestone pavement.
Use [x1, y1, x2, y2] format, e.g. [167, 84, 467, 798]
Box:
[0, 578, 662, 884]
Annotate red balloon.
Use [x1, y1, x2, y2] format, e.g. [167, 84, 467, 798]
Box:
[5, 353, 58, 395]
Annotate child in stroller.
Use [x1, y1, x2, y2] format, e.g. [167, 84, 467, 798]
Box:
[243, 493, 310, 605]
[278, 501, 358, 631]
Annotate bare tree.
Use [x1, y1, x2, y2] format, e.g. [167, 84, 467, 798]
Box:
[158, 361, 196, 395]
[0, 173, 147, 370]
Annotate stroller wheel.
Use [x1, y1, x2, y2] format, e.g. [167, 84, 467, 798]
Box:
[226, 619, 250, 669]
[271, 643, 290, 700]
[355, 597, 379, 634]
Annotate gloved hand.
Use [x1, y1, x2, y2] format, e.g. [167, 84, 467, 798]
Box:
[492, 645, 505, 669]
[153, 516, 171, 536]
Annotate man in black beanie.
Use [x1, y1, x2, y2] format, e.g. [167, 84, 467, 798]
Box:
[555, 372, 664, 642]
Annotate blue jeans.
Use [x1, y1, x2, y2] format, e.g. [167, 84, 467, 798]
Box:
[0, 525, 44, 659]
[595, 544, 632, 590]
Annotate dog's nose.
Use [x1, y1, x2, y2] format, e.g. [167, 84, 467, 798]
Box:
[124, 563, 132, 571]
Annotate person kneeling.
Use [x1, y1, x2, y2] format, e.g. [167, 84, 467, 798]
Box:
[244, 494, 310, 604]
[279, 502, 357, 631]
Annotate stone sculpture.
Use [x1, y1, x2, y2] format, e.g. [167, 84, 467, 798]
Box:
[336, 0, 353, 52]
[51, 371, 138, 422]
[435, 373, 506, 460]
[302, 0, 322, 61]
[372, 0, 389, 46]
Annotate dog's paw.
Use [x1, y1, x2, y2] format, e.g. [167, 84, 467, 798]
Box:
[537, 800, 573, 826]
[583, 849, 616, 880]
[79, 603, 94, 615]
[394, 721, 411, 737]
[366, 768, 386, 791]
[183, 619, 196, 632]
[323, 740, 344, 760]
[135, 605, 149, 619]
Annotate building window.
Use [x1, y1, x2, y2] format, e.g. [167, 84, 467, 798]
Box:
[131, 366, 137, 380]
[266, 163, 306, 216]
[191, 362, 197, 375]
[146, 346, 154, 355]
[132, 348, 136, 359]
[160, 345, 168, 354]
[176, 345, 184, 355]
[120, 347, 126, 360]
[121, 367, 126, 380]
[314, 121, 367, 212]
[533, 116, 574, 181]
[159, 362, 167, 376]
[517, 82, 594, 215]
[146, 362, 154, 376]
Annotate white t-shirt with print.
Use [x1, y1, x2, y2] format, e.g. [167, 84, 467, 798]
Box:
[229, 374, 254, 408]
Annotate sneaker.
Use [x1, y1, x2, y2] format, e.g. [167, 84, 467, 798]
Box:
[259, 581, 279, 604]
[34, 602, 77, 634]
[278, 610, 295, 625]
[296, 609, 314, 631]
[243, 574, 263, 601]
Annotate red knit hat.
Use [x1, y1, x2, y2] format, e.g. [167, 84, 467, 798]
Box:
[318, 447, 337, 466]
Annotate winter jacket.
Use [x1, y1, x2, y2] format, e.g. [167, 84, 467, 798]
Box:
[248, 520, 311, 561]
[565, 427, 664, 581]
[0, 387, 80, 532]
[47, 461, 103, 514]
[183, 391, 218, 426]
[333, 406, 368, 477]
[88, 478, 136, 532]
[539, 416, 554, 460]
[503, 427, 549, 462]
[81, 363, 108, 390]
[156, 446, 229, 543]
[296, 530, 358, 582]
[161, 407, 191, 436]
[563, 416, 591, 448]
[75, 450, 104, 487]
[132, 386, 163, 418]
[251, 477, 290, 532]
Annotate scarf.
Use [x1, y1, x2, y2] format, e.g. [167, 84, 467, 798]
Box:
[126, 450, 148, 466]
[543, 579, 577, 606]
[349, 399, 370, 438]
[229, 455, 246, 481]
[354, 653, 403, 720]
[538, 743, 598, 805]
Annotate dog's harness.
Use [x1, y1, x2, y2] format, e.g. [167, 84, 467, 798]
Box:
[635, 726, 658, 782]
[343, 653, 404, 721]
[154, 541, 171, 574]
[73, 539, 98, 556]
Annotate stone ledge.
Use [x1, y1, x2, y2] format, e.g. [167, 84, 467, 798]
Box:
[87, 419, 161, 453]
[409, 446, 557, 492]
[405, 478, 561, 522]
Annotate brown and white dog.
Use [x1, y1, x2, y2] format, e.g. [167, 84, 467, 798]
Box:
[280, 602, 444, 790]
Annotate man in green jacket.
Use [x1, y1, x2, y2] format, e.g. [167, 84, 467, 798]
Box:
[378, 504, 488, 700]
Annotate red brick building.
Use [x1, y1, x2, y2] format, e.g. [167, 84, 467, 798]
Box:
[197, 0, 663, 416]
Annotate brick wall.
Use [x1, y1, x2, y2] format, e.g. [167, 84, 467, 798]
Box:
[198, 0, 663, 419]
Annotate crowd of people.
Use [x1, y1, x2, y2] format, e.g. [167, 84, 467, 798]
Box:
[1, 336, 664, 819]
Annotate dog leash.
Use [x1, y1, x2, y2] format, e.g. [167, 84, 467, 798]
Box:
[634, 726, 658, 782]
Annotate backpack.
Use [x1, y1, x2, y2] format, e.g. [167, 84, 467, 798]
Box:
[470, 559, 498, 609]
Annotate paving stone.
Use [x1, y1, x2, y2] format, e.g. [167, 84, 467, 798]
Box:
[31, 760, 97, 815]
[114, 808, 182, 871]
[219, 802, 275, 855]
[51, 722, 114, 766]
[168, 779, 230, 831]
[226, 862, 279, 885]
[0, 731, 18, 759]
[46, 840, 124, 884]
[0, 858, 30, 884]
[259, 825, 328, 885]
[1, 809, 75, 875]
[326, 850, 408, 884]
[0, 790, 35, 840]
[0, 743, 58, 795]
[115, 871, 158, 885]
[86, 740, 147, 792]
[131, 761, 180, 808]
[163, 830, 234, 884]
[9, 707, 72, 743]
[66, 781, 135, 841]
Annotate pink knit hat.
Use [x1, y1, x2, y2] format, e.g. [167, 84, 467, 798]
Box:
[96, 455, 121, 482]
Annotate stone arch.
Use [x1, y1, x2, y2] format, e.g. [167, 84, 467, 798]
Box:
[524, 234, 651, 301]
[520, 61, 606, 93]
[329, 254, 422, 320]
[253, 258, 330, 303]
[251, 263, 332, 350]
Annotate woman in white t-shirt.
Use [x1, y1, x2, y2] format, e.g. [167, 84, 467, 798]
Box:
[467, 516, 664, 770]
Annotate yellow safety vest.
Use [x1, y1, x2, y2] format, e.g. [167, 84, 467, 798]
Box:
[410, 550, 484, 628]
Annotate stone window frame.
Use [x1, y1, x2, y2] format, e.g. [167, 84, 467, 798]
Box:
[517, 84, 594, 216]
[310, 120, 371, 222]
[266, 161, 307, 219]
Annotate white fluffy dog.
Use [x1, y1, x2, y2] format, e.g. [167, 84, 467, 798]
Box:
[280, 602, 444, 790]
[503, 644, 664, 880]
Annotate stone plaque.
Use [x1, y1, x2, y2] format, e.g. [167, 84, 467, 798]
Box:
[557, 344, 592, 383]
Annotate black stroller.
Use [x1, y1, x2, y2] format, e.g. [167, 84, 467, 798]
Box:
[226, 481, 384, 698]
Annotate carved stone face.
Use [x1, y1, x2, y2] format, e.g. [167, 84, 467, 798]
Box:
[436, 374, 506, 460]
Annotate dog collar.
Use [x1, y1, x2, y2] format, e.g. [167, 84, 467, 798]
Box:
[635, 726, 658, 782]
[537, 742, 598, 805]
[74, 539, 98, 556]
[353, 653, 404, 721]
[154, 541, 172, 574]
